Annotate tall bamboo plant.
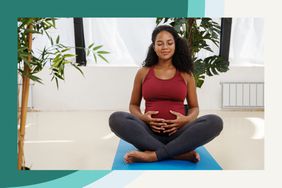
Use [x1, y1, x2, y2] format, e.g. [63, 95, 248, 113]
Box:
[17, 18, 109, 170]
[156, 18, 229, 88]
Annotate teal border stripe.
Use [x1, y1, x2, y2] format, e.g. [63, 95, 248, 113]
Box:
[188, 0, 205, 17]
[16, 171, 111, 188]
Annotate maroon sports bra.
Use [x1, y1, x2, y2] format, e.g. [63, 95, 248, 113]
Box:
[142, 67, 187, 120]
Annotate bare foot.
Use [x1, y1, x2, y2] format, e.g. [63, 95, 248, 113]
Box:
[173, 150, 200, 163]
[124, 151, 158, 163]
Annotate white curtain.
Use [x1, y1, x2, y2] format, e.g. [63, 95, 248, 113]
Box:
[83, 18, 156, 66]
[229, 18, 264, 66]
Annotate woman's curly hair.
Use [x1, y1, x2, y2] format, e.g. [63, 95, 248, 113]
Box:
[143, 25, 193, 74]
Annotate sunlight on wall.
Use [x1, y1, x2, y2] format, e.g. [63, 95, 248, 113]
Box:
[245, 117, 264, 139]
[101, 132, 116, 140]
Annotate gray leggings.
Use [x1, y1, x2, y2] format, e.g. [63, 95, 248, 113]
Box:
[109, 111, 223, 161]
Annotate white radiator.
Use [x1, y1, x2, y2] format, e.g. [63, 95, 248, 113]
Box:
[220, 82, 264, 109]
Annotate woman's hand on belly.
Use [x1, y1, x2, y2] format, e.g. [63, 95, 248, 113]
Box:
[141, 111, 167, 133]
[163, 110, 190, 136]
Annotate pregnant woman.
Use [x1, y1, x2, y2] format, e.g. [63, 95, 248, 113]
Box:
[109, 25, 223, 163]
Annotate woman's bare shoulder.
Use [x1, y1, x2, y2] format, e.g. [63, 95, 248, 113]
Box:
[136, 67, 150, 81]
[138, 67, 150, 74]
[180, 72, 194, 84]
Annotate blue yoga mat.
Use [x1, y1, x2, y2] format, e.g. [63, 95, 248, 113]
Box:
[112, 139, 222, 170]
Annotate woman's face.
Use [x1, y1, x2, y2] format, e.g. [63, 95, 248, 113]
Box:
[153, 31, 176, 61]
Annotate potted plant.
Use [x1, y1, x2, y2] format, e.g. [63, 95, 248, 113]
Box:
[156, 18, 229, 87]
[17, 18, 109, 170]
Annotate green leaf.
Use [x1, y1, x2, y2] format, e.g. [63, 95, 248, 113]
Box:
[206, 68, 212, 76]
[156, 18, 162, 25]
[97, 51, 110, 54]
[32, 64, 43, 74]
[88, 43, 94, 49]
[52, 54, 63, 67]
[92, 52, 97, 63]
[203, 55, 229, 77]
[93, 45, 103, 51]
[44, 30, 54, 45]
[98, 54, 109, 63]
[57, 43, 68, 48]
[63, 54, 76, 58]
[56, 35, 60, 44]
[65, 60, 73, 65]
[203, 46, 213, 53]
[59, 63, 65, 75]
[54, 72, 64, 80]
[61, 48, 71, 53]
[211, 67, 218, 75]
[195, 75, 205, 88]
[72, 63, 84, 77]
[52, 19, 56, 28]
[23, 60, 32, 69]
[55, 77, 59, 89]
[29, 74, 43, 84]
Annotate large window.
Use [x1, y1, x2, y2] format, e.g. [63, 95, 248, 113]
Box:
[229, 18, 264, 66]
[83, 18, 156, 66]
[31, 18, 264, 67]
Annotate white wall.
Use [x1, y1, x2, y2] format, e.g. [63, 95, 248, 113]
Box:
[32, 65, 264, 111]
[33, 65, 137, 111]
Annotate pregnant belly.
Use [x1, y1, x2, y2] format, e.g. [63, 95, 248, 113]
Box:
[145, 101, 185, 120]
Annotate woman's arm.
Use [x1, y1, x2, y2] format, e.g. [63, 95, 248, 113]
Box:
[184, 73, 199, 123]
[129, 68, 145, 120]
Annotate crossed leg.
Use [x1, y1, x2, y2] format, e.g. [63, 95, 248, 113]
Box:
[109, 112, 223, 163]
